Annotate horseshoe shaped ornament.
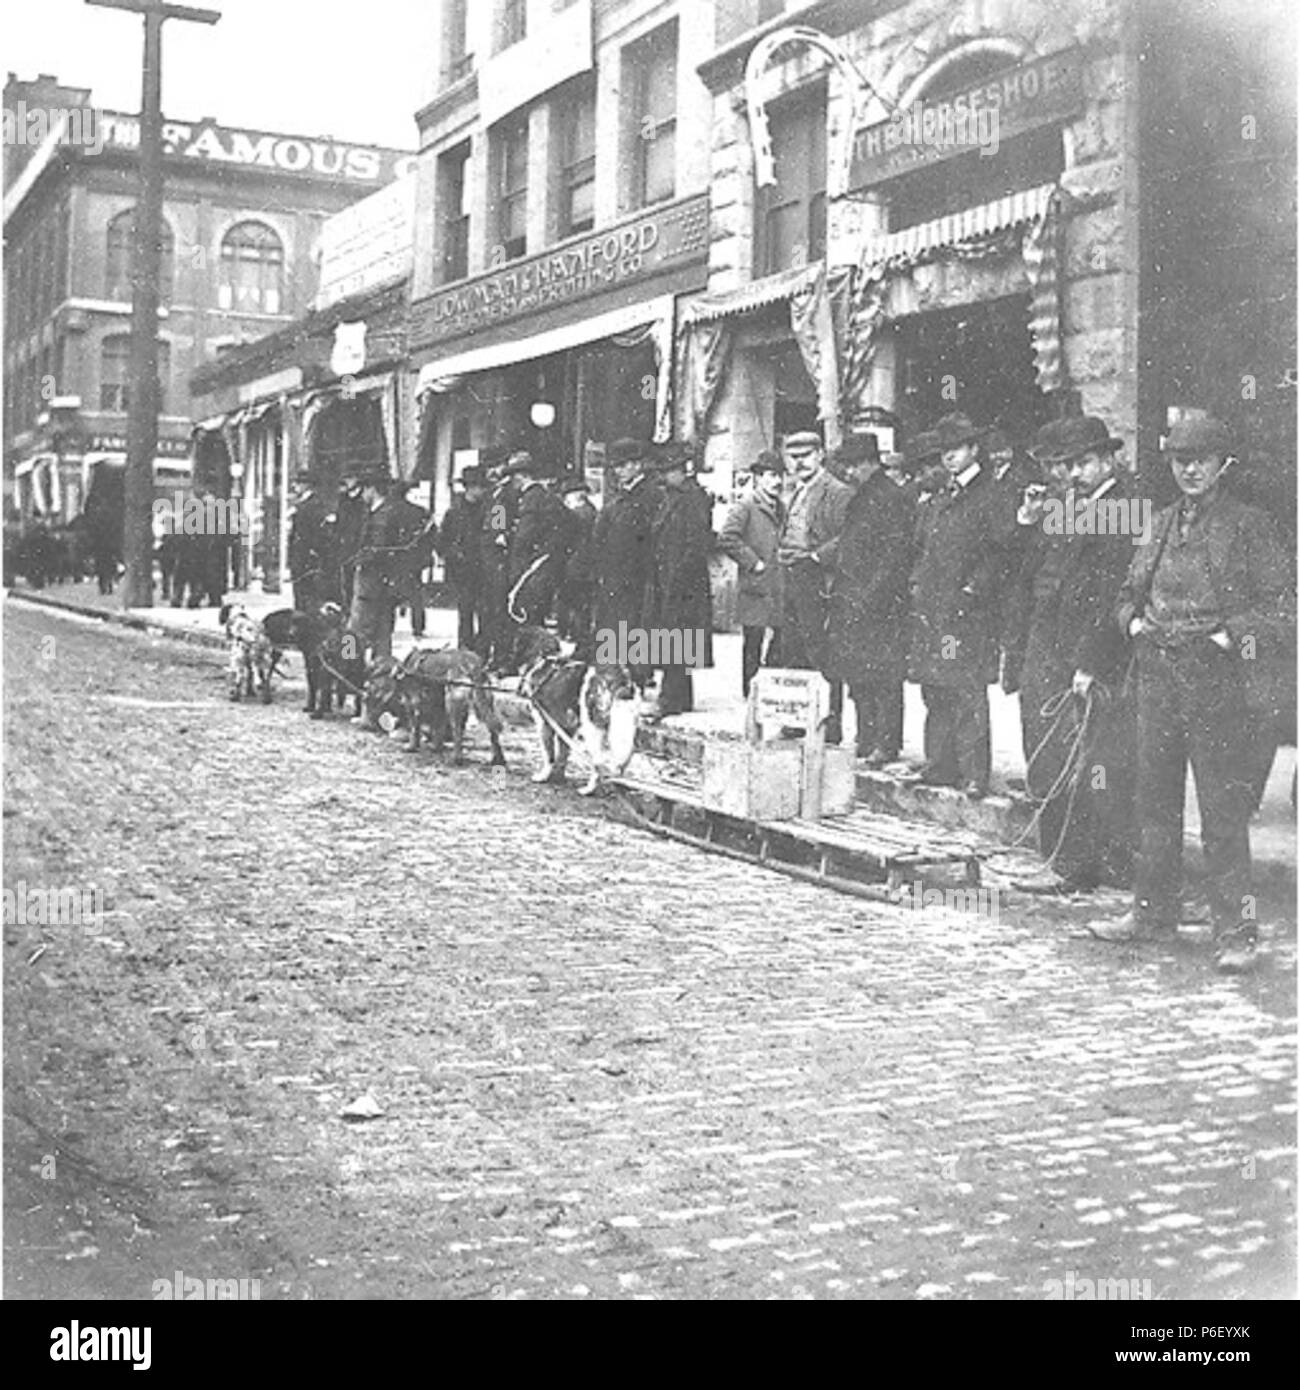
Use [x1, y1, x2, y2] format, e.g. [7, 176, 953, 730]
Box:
[743, 25, 893, 196]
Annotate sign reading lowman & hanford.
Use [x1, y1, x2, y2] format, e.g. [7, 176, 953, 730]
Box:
[411, 194, 708, 350]
[95, 112, 416, 184]
[850, 48, 1084, 188]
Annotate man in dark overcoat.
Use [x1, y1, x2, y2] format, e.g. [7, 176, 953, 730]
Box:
[478, 450, 520, 667]
[556, 475, 598, 644]
[646, 444, 714, 717]
[825, 433, 916, 765]
[1091, 416, 1295, 972]
[387, 477, 436, 639]
[288, 468, 340, 610]
[591, 438, 659, 685]
[1012, 416, 1139, 893]
[349, 470, 406, 682]
[332, 473, 367, 612]
[506, 451, 567, 626]
[907, 412, 1018, 796]
[718, 450, 785, 696]
[437, 465, 488, 649]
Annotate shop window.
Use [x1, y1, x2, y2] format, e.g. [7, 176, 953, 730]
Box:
[494, 0, 526, 54]
[100, 335, 170, 414]
[105, 208, 174, 303]
[627, 22, 677, 209]
[755, 86, 827, 276]
[556, 80, 596, 239]
[493, 116, 529, 262]
[443, 0, 472, 85]
[438, 142, 471, 283]
[218, 220, 284, 314]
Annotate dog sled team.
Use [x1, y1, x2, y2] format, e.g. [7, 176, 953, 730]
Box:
[223, 413, 1291, 971]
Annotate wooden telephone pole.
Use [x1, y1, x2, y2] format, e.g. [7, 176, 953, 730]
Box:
[86, 0, 220, 608]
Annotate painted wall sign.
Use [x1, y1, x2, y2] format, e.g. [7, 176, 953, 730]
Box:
[410, 194, 708, 350]
[95, 112, 417, 184]
[850, 48, 1084, 187]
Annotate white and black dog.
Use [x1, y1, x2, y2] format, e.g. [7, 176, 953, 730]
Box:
[511, 626, 641, 795]
[219, 603, 278, 704]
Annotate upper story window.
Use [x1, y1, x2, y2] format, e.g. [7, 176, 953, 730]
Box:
[755, 85, 827, 276]
[556, 80, 596, 238]
[627, 21, 677, 209]
[437, 142, 472, 283]
[106, 207, 175, 304]
[443, 0, 472, 84]
[218, 220, 284, 314]
[100, 334, 170, 414]
[494, 0, 527, 54]
[492, 116, 529, 262]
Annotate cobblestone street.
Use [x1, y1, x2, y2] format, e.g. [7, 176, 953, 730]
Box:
[3, 599, 1295, 1300]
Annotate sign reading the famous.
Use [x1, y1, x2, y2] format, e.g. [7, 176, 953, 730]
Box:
[411, 194, 708, 349]
[95, 112, 416, 184]
[850, 48, 1084, 187]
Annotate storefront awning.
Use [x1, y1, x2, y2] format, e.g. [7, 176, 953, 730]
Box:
[415, 294, 676, 394]
[858, 182, 1056, 269]
[678, 262, 822, 327]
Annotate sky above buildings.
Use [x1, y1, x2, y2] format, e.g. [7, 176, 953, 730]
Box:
[4, 0, 432, 149]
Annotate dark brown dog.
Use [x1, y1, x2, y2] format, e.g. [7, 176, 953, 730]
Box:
[393, 647, 506, 765]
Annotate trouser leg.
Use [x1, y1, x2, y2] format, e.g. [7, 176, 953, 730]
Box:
[660, 666, 693, 715]
[742, 625, 765, 696]
[921, 684, 959, 783]
[1132, 649, 1186, 927]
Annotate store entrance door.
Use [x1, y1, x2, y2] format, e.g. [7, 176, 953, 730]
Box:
[895, 293, 1054, 445]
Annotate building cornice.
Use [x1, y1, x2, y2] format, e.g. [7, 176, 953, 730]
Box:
[414, 71, 479, 138]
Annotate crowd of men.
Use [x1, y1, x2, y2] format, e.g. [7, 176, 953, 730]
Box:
[287, 438, 715, 721]
[283, 408, 1291, 973]
[719, 409, 1292, 974]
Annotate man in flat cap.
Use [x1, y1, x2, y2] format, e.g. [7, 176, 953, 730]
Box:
[907, 413, 1018, 796]
[1091, 416, 1294, 971]
[776, 429, 853, 741]
[1012, 415, 1139, 893]
[591, 439, 659, 686]
[719, 450, 786, 697]
[825, 432, 916, 765]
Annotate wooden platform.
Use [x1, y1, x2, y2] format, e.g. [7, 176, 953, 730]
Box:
[610, 770, 983, 902]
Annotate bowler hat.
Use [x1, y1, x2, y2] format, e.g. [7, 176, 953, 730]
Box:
[558, 473, 589, 494]
[932, 413, 986, 451]
[649, 441, 692, 473]
[1164, 416, 1232, 458]
[607, 438, 649, 467]
[835, 432, 882, 466]
[751, 449, 785, 477]
[1030, 415, 1123, 465]
[899, 429, 941, 474]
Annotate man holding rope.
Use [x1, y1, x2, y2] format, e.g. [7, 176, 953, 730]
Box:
[1012, 416, 1138, 894]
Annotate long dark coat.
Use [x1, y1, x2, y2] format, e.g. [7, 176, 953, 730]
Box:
[437, 494, 486, 589]
[826, 471, 916, 683]
[288, 490, 339, 602]
[508, 482, 567, 586]
[648, 478, 715, 667]
[591, 475, 659, 638]
[908, 467, 1018, 686]
[718, 492, 783, 628]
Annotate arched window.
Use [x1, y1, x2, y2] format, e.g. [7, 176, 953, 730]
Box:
[105, 208, 175, 303]
[100, 334, 171, 414]
[219, 221, 284, 314]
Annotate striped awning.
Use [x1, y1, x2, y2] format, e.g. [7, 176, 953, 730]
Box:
[679, 262, 823, 326]
[859, 183, 1056, 269]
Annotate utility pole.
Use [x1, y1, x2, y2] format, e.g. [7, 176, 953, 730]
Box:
[87, 0, 220, 608]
